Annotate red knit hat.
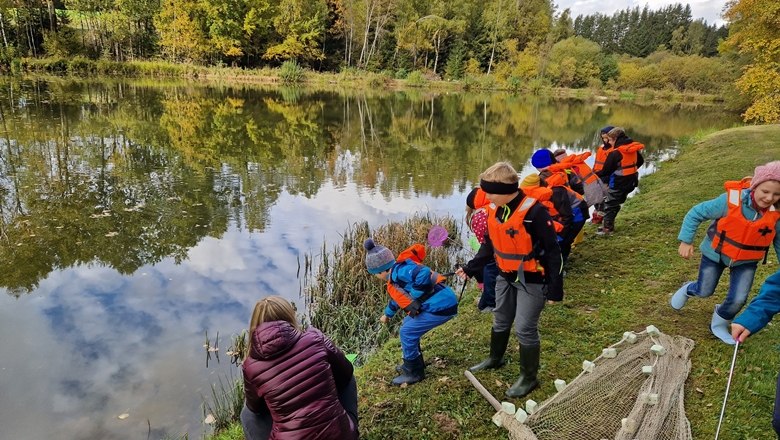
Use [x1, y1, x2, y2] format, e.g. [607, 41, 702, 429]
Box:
[751, 161, 780, 190]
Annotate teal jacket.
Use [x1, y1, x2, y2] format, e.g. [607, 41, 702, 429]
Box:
[733, 270, 780, 333]
[384, 259, 458, 318]
[677, 189, 780, 266]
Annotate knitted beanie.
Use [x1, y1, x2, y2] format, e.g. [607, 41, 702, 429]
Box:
[751, 161, 780, 190]
[531, 149, 555, 169]
[553, 148, 568, 160]
[364, 238, 395, 274]
[520, 174, 541, 188]
[600, 125, 614, 134]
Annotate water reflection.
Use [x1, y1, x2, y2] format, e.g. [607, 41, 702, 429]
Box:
[0, 78, 738, 438]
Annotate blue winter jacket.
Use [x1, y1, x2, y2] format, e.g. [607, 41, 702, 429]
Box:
[384, 259, 458, 318]
[733, 270, 780, 333]
[677, 189, 780, 267]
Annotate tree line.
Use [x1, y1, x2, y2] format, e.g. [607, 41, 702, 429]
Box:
[0, 0, 776, 123]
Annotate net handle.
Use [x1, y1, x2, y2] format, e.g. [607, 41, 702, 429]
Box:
[465, 370, 502, 412]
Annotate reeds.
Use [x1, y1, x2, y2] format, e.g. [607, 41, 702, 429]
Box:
[202, 372, 244, 433]
[303, 213, 462, 363]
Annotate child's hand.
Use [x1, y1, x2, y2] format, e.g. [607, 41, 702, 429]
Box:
[678, 242, 694, 259]
[379, 315, 389, 324]
[455, 267, 469, 281]
[731, 323, 751, 343]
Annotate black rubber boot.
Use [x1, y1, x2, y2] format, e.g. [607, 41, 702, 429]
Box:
[469, 329, 511, 372]
[392, 354, 425, 386]
[397, 344, 423, 372]
[506, 344, 540, 399]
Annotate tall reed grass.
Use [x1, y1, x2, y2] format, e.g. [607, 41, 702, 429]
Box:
[303, 214, 462, 363]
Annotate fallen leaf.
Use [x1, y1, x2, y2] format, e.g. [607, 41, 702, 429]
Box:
[118, 413, 129, 420]
[696, 388, 704, 394]
[438, 376, 449, 383]
[204, 414, 215, 424]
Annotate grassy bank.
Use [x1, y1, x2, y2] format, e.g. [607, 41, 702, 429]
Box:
[210, 125, 780, 439]
[9, 57, 724, 105]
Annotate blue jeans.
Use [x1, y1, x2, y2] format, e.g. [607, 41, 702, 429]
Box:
[400, 310, 456, 359]
[687, 255, 757, 320]
[478, 261, 498, 310]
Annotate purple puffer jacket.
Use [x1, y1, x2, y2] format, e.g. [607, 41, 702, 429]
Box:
[242, 321, 357, 440]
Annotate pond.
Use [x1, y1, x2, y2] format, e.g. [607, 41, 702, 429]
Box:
[0, 77, 739, 439]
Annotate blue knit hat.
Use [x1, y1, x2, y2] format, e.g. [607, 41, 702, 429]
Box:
[531, 149, 555, 169]
[600, 125, 614, 134]
[364, 238, 395, 274]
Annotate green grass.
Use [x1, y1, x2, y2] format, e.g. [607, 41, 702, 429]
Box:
[209, 125, 780, 439]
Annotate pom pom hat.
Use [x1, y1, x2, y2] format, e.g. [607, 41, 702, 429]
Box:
[364, 238, 395, 274]
[750, 161, 780, 190]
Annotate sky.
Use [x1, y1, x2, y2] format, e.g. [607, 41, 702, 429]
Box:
[556, 0, 729, 25]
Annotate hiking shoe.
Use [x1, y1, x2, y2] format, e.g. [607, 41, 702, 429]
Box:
[670, 282, 693, 310]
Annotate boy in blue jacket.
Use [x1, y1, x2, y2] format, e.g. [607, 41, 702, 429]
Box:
[364, 238, 458, 386]
[731, 269, 780, 436]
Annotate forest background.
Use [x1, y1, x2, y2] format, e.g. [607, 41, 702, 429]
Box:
[0, 0, 777, 121]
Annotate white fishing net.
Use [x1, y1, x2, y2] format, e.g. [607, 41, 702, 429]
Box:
[468, 328, 695, 440]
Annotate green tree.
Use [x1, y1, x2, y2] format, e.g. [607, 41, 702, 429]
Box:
[263, 0, 328, 64]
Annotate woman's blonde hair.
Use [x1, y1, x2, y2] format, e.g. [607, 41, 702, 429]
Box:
[479, 162, 519, 184]
[249, 296, 300, 335]
[607, 127, 625, 140]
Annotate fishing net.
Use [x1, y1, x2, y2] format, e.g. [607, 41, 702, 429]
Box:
[468, 327, 695, 440]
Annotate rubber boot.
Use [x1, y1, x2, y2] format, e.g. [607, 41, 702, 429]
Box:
[397, 344, 423, 372]
[670, 282, 694, 310]
[710, 306, 736, 345]
[469, 329, 511, 372]
[506, 344, 540, 399]
[392, 353, 425, 386]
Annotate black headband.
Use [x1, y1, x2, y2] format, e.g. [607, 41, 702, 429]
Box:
[480, 179, 518, 195]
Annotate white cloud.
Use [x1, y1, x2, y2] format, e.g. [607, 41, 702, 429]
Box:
[558, 0, 728, 25]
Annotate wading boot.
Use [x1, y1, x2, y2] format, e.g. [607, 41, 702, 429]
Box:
[670, 282, 694, 310]
[469, 329, 511, 372]
[710, 306, 736, 345]
[506, 344, 540, 399]
[392, 353, 425, 386]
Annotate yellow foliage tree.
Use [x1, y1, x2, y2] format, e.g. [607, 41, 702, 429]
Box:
[721, 0, 780, 123]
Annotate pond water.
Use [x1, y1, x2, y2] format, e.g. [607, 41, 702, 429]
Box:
[0, 78, 739, 439]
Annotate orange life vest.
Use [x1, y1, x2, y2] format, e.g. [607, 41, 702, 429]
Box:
[521, 186, 563, 233]
[613, 142, 645, 176]
[487, 197, 544, 274]
[707, 178, 780, 263]
[561, 152, 599, 185]
[593, 145, 610, 173]
[386, 244, 446, 316]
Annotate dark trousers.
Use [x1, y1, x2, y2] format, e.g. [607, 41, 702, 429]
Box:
[603, 187, 631, 224]
[560, 219, 586, 263]
[241, 376, 359, 440]
[478, 261, 499, 310]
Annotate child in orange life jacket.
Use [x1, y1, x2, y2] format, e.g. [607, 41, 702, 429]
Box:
[538, 169, 587, 265]
[670, 161, 780, 344]
[532, 149, 585, 195]
[591, 125, 615, 224]
[455, 162, 564, 400]
[365, 238, 458, 386]
[595, 127, 645, 234]
[466, 187, 498, 312]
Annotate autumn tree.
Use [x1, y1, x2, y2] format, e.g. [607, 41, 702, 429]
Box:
[721, 0, 780, 123]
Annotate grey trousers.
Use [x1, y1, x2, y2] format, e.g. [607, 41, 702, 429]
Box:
[241, 376, 359, 440]
[492, 276, 547, 346]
